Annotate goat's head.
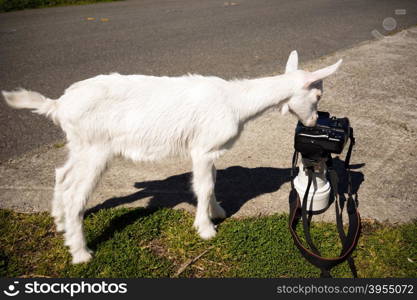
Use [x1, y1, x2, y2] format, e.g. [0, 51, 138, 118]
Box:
[281, 50, 342, 126]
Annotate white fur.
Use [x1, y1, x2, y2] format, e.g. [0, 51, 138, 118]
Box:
[2, 51, 342, 264]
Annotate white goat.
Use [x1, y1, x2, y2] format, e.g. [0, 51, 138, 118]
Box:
[3, 51, 342, 264]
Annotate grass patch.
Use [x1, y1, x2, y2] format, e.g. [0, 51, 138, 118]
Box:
[0, 0, 123, 12]
[0, 208, 416, 278]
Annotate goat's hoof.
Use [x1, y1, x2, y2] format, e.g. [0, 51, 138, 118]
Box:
[195, 223, 217, 240]
[71, 249, 93, 264]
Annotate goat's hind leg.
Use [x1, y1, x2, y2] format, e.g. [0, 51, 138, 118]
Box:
[52, 158, 75, 233]
[208, 165, 226, 220]
[62, 147, 109, 264]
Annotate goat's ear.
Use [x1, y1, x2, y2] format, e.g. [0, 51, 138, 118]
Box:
[285, 50, 298, 73]
[304, 59, 342, 88]
[280, 103, 290, 115]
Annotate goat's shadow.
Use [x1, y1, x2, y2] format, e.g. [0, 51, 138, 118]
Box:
[86, 165, 292, 250]
[86, 160, 365, 250]
[86, 165, 292, 217]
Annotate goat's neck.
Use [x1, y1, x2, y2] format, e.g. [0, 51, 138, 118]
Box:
[230, 74, 295, 123]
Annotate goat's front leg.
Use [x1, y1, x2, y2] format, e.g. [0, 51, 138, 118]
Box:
[192, 154, 217, 239]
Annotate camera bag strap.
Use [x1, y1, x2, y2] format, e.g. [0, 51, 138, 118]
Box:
[288, 129, 361, 277]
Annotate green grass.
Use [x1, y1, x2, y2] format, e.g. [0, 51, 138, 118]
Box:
[0, 208, 416, 278]
[0, 0, 123, 12]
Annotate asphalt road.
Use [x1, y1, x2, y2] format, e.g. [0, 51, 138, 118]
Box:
[0, 0, 416, 162]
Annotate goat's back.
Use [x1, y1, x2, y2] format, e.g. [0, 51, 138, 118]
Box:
[57, 73, 239, 160]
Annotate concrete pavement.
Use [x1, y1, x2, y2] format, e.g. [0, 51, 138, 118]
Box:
[1, 27, 416, 223]
[1, 0, 417, 161]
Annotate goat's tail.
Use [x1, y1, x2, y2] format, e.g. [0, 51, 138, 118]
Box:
[2, 89, 59, 123]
